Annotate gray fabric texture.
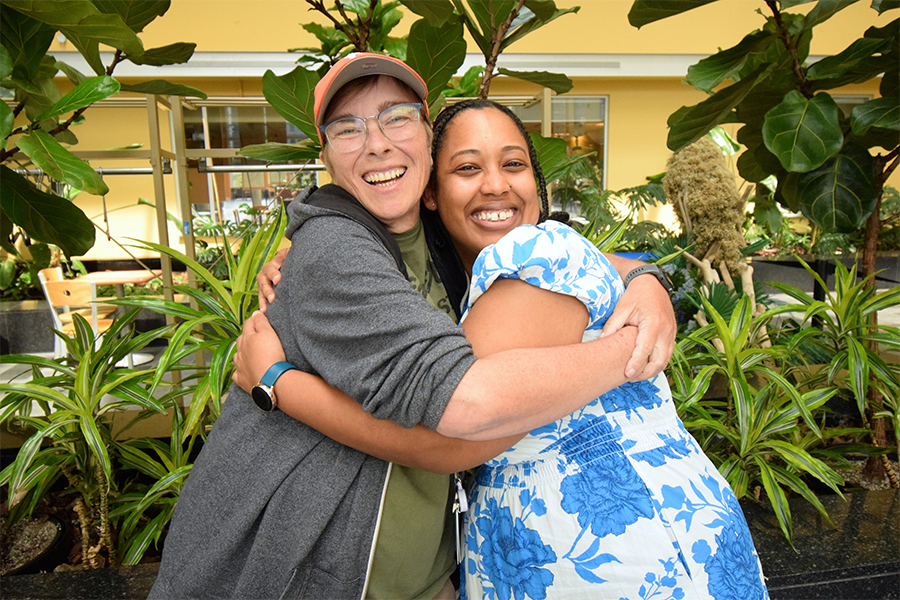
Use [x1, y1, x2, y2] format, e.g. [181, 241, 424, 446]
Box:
[149, 188, 476, 599]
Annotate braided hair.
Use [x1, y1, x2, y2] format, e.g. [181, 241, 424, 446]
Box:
[429, 99, 555, 223]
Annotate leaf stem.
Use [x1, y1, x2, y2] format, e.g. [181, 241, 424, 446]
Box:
[765, 0, 812, 98]
[479, 0, 526, 99]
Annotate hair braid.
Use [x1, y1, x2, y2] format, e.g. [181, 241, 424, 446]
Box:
[430, 99, 551, 222]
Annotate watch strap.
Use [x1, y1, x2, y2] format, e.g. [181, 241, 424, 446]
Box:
[623, 264, 673, 292]
[259, 361, 299, 387]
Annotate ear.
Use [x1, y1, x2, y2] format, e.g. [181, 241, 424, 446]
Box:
[423, 187, 438, 211]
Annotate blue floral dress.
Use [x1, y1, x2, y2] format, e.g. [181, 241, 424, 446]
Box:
[459, 221, 768, 600]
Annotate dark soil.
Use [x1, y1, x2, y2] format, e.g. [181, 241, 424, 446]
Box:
[0, 514, 61, 575]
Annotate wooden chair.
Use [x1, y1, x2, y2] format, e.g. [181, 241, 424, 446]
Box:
[38, 268, 117, 322]
[38, 274, 116, 358]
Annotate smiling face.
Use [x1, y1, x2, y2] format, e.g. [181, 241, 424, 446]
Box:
[320, 76, 432, 233]
[426, 107, 542, 272]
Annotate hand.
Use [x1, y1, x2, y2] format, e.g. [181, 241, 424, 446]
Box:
[232, 311, 288, 393]
[601, 274, 676, 381]
[256, 248, 289, 312]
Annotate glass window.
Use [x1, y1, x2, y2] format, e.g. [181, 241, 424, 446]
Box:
[182, 103, 315, 226]
[509, 96, 607, 215]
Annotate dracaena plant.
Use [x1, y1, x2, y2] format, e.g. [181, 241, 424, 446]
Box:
[669, 295, 847, 545]
[0, 309, 177, 568]
[770, 257, 900, 482]
[112, 204, 288, 443]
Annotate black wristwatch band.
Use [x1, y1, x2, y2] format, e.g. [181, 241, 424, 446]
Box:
[623, 264, 674, 293]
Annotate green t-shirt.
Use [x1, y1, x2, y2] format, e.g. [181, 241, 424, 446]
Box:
[366, 220, 457, 599]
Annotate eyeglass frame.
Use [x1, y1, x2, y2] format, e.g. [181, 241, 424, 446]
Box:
[319, 102, 425, 153]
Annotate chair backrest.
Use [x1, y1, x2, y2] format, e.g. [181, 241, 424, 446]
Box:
[41, 278, 102, 333]
[38, 266, 65, 282]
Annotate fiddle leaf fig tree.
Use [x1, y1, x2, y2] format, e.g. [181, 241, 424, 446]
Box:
[629, 0, 899, 481]
[628, 0, 898, 259]
[0, 0, 205, 269]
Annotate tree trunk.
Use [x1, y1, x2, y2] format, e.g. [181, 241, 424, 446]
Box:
[860, 194, 889, 481]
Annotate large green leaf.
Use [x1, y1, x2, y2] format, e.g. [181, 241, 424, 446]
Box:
[763, 91, 843, 172]
[468, 0, 517, 56]
[0, 44, 13, 80]
[127, 42, 196, 66]
[238, 141, 320, 163]
[261, 67, 319, 143]
[807, 38, 891, 81]
[2, 0, 145, 75]
[496, 68, 573, 94]
[90, 0, 169, 33]
[501, 5, 580, 51]
[851, 96, 900, 136]
[32, 75, 119, 123]
[0, 166, 95, 256]
[797, 144, 877, 233]
[871, 0, 900, 13]
[399, 0, 456, 27]
[687, 31, 774, 93]
[0, 7, 55, 82]
[667, 66, 766, 152]
[406, 17, 467, 110]
[800, 0, 861, 31]
[118, 80, 207, 99]
[16, 129, 108, 194]
[627, 0, 719, 28]
[529, 133, 569, 182]
[450, 0, 491, 57]
[54, 60, 87, 86]
[0, 98, 13, 142]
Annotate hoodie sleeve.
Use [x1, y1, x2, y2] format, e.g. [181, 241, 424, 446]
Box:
[266, 210, 476, 430]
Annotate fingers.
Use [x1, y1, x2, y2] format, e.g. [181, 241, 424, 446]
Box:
[624, 328, 654, 380]
[600, 307, 629, 338]
[257, 271, 275, 311]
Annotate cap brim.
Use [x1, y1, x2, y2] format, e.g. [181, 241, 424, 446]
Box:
[316, 54, 428, 129]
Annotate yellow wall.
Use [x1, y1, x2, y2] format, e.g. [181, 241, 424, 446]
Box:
[41, 0, 896, 259]
[130, 0, 891, 57]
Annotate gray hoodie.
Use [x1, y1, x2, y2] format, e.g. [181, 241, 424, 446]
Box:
[149, 186, 475, 599]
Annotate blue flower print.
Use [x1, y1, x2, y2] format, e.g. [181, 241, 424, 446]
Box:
[560, 453, 655, 538]
[474, 498, 557, 600]
[600, 381, 663, 416]
[631, 558, 686, 600]
[549, 413, 620, 469]
[632, 431, 695, 466]
[692, 519, 766, 600]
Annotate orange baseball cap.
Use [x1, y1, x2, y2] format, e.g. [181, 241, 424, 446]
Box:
[314, 52, 429, 144]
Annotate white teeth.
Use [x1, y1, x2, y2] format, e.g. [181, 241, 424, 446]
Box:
[364, 168, 406, 184]
[474, 209, 515, 222]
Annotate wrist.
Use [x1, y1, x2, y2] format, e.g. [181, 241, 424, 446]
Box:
[251, 361, 298, 412]
[623, 264, 673, 294]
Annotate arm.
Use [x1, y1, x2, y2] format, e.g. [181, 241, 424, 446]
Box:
[259, 247, 674, 379]
[234, 278, 604, 471]
[233, 312, 520, 473]
[601, 253, 677, 380]
[437, 279, 638, 440]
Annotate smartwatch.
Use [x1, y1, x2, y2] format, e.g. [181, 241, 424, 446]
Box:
[623, 264, 674, 294]
[251, 361, 299, 412]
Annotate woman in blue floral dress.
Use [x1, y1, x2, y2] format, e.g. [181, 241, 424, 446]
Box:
[459, 219, 767, 600]
[424, 100, 768, 600]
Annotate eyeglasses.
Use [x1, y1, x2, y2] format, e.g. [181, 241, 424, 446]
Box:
[320, 103, 424, 154]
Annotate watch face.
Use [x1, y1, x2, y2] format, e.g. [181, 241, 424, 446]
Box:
[251, 385, 274, 411]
